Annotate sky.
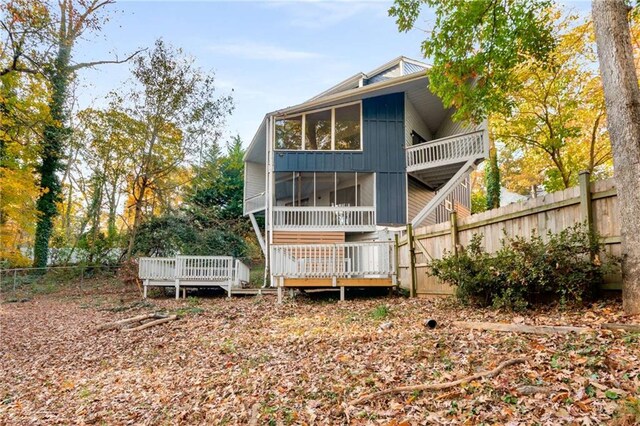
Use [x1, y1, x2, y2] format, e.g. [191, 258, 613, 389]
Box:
[73, 0, 430, 149]
[73, 0, 592, 149]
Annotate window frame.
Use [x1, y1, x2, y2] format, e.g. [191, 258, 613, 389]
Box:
[273, 101, 363, 152]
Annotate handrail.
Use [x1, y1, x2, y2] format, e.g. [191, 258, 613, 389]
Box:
[406, 129, 487, 171]
[244, 191, 265, 201]
[405, 129, 485, 150]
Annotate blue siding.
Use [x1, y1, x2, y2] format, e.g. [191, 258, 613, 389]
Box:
[274, 92, 406, 225]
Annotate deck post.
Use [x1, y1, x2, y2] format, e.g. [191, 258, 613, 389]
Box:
[277, 285, 283, 304]
[175, 279, 180, 300]
[340, 286, 345, 302]
[143, 279, 148, 299]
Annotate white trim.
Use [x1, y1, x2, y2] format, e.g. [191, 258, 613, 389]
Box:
[331, 108, 336, 150]
[274, 101, 363, 152]
[272, 72, 427, 117]
[373, 173, 377, 225]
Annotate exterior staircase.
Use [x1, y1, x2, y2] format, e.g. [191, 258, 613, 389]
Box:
[406, 129, 488, 226]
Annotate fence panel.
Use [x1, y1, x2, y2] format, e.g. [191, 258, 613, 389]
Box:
[398, 176, 621, 296]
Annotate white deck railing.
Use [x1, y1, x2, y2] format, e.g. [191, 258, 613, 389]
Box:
[138, 257, 176, 280]
[244, 192, 266, 214]
[270, 241, 395, 278]
[139, 255, 250, 298]
[406, 129, 487, 172]
[176, 256, 234, 281]
[272, 206, 376, 231]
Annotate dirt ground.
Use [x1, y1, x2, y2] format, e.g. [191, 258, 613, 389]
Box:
[1, 280, 640, 425]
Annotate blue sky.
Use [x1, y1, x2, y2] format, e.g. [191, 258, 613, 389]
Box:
[73, 1, 430, 147]
[73, 0, 591, 148]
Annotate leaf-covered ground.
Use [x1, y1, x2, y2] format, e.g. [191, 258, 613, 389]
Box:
[2, 282, 640, 425]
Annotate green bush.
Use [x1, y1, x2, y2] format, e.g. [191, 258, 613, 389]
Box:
[429, 224, 612, 310]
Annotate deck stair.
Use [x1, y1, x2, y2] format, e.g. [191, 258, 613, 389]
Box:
[406, 129, 488, 226]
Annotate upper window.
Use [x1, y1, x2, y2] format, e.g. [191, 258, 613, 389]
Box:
[274, 102, 362, 151]
[335, 104, 361, 150]
[305, 109, 331, 150]
[275, 117, 302, 150]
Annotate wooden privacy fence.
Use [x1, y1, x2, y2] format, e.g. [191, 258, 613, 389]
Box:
[397, 172, 621, 296]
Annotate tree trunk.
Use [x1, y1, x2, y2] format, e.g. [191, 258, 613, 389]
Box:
[33, 43, 72, 267]
[592, 0, 640, 314]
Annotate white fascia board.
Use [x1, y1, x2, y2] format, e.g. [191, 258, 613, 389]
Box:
[307, 72, 365, 102]
[271, 72, 429, 118]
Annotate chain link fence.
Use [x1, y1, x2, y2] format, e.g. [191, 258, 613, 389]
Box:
[0, 264, 122, 301]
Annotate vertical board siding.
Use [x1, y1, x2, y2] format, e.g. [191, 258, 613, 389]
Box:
[363, 93, 406, 224]
[397, 178, 621, 295]
[273, 93, 406, 225]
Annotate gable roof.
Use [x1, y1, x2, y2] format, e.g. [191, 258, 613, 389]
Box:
[244, 57, 433, 162]
[307, 56, 429, 102]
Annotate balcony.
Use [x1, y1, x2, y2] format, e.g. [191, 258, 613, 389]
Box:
[406, 130, 488, 189]
[272, 206, 376, 232]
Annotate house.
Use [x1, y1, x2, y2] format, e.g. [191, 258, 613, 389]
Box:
[243, 57, 489, 300]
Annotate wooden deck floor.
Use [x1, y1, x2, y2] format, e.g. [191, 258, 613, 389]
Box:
[281, 277, 394, 288]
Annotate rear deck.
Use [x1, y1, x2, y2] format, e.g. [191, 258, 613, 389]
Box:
[270, 241, 397, 301]
[138, 255, 251, 299]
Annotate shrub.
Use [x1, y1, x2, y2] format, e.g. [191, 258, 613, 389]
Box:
[428, 224, 612, 310]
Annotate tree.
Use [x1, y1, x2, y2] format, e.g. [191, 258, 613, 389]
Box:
[485, 141, 500, 209]
[491, 18, 612, 193]
[0, 52, 49, 266]
[389, 0, 556, 123]
[390, 0, 640, 313]
[1, 0, 141, 267]
[592, 1, 640, 314]
[119, 39, 233, 258]
[190, 135, 245, 220]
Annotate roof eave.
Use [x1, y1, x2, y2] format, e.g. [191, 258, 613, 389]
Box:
[271, 72, 429, 117]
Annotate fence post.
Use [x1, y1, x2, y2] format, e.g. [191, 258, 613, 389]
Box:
[407, 224, 417, 298]
[579, 170, 595, 261]
[394, 234, 399, 286]
[13, 269, 17, 294]
[579, 171, 593, 230]
[450, 211, 459, 254]
[80, 265, 84, 292]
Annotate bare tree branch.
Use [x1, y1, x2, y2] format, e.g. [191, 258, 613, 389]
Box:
[69, 48, 145, 72]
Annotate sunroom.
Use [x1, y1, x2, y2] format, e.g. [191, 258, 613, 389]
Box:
[273, 171, 375, 232]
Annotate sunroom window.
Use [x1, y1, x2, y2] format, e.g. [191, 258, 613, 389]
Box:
[275, 116, 302, 150]
[305, 109, 331, 150]
[274, 102, 361, 151]
[335, 104, 361, 150]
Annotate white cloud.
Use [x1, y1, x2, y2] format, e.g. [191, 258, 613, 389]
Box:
[207, 41, 322, 61]
[264, 0, 389, 30]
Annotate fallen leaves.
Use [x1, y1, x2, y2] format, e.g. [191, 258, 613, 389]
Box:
[1, 286, 639, 425]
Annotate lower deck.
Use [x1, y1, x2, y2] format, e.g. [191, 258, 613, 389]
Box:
[280, 277, 393, 287]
